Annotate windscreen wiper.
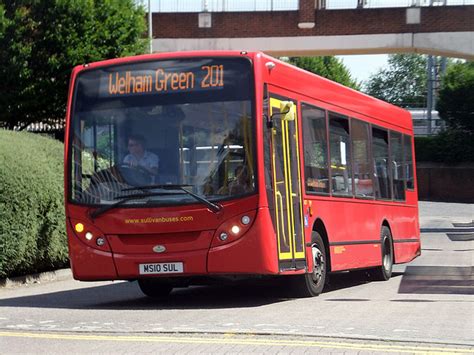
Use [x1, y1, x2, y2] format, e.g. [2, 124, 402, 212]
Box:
[123, 184, 222, 214]
[89, 191, 172, 219]
[172, 186, 222, 214]
[121, 184, 193, 192]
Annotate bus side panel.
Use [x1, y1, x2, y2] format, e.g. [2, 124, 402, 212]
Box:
[207, 207, 279, 274]
[309, 198, 418, 272]
[394, 242, 421, 264]
[67, 223, 118, 281]
[330, 245, 381, 271]
[390, 203, 420, 264]
[310, 199, 381, 272]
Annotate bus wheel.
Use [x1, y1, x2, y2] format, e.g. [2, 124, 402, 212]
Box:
[372, 226, 394, 281]
[138, 279, 173, 299]
[292, 231, 327, 297]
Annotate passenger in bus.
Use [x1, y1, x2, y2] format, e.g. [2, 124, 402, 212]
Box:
[228, 165, 252, 195]
[123, 134, 159, 177]
[202, 177, 215, 195]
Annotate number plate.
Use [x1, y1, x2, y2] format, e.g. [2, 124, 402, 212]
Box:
[139, 262, 184, 275]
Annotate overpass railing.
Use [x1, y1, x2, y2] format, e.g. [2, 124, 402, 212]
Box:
[325, 0, 473, 9]
[152, 0, 473, 11]
[153, 0, 298, 12]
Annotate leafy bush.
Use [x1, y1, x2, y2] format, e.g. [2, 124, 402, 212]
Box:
[0, 130, 68, 278]
[415, 131, 474, 163]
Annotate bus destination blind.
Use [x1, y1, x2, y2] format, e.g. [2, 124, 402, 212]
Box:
[106, 64, 225, 96]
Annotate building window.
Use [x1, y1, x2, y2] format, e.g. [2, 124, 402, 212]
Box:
[352, 119, 373, 198]
[329, 113, 352, 196]
[390, 131, 405, 201]
[302, 103, 329, 194]
[372, 127, 391, 200]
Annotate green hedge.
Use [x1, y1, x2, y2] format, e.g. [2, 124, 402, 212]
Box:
[415, 131, 474, 163]
[0, 130, 68, 278]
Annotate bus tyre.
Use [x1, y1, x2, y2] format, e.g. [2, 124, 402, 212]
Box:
[373, 226, 394, 281]
[138, 279, 173, 299]
[292, 231, 327, 297]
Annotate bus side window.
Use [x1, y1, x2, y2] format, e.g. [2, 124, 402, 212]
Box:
[352, 119, 373, 198]
[372, 127, 391, 200]
[403, 134, 415, 190]
[301, 103, 329, 194]
[329, 113, 352, 196]
[390, 131, 405, 201]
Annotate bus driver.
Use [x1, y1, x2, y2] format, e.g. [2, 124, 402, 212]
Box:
[123, 134, 159, 180]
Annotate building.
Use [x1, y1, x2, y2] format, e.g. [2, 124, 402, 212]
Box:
[409, 108, 444, 136]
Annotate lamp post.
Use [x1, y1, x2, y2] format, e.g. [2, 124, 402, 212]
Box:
[148, 0, 153, 53]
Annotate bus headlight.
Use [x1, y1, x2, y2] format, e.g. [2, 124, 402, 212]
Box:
[75, 223, 84, 233]
[212, 210, 257, 247]
[69, 219, 110, 252]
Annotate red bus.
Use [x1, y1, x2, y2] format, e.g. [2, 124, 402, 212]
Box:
[65, 51, 420, 298]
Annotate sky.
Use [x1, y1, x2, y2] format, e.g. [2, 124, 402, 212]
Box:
[337, 54, 389, 83]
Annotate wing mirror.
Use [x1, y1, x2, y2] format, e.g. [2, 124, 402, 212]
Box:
[267, 101, 295, 128]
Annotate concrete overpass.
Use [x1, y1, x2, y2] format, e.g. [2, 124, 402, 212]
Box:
[150, 1, 474, 59]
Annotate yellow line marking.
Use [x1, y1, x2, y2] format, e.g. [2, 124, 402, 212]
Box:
[0, 331, 472, 354]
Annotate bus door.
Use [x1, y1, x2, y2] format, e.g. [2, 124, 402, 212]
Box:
[268, 97, 306, 270]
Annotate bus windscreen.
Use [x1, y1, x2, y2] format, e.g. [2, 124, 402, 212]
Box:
[69, 57, 255, 207]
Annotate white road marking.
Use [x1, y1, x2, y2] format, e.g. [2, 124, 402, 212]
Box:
[394, 329, 418, 332]
[6, 324, 33, 329]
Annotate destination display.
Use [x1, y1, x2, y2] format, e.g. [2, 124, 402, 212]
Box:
[73, 57, 253, 111]
[108, 64, 225, 96]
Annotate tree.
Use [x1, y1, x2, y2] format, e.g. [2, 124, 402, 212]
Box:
[0, 4, 6, 38]
[429, 60, 474, 162]
[364, 54, 427, 108]
[0, 0, 146, 130]
[437, 61, 474, 134]
[415, 61, 474, 163]
[288, 56, 359, 90]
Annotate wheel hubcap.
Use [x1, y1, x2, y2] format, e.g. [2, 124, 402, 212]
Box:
[311, 244, 325, 285]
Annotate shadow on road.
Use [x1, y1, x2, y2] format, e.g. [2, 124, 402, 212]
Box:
[325, 270, 403, 294]
[0, 271, 390, 310]
[398, 266, 474, 295]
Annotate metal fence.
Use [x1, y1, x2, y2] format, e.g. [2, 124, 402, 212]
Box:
[325, 0, 474, 9]
[12, 121, 64, 132]
[153, 0, 298, 12]
[151, 0, 473, 11]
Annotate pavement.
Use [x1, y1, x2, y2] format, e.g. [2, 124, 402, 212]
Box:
[419, 201, 474, 230]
